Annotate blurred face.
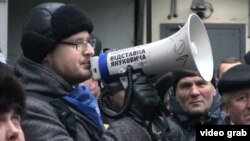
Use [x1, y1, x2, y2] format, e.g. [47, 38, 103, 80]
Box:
[222, 88, 250, 125]
[43, 31, 95, 85]
[218, 63, 241, 79]
[176, 76, 216, 116]
[0, 110, 25, 141]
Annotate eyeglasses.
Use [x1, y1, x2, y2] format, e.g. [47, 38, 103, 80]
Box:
[59, 39, 96, 52]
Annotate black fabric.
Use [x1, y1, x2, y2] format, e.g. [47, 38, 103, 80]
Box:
[50, 100, 77, 139]
[21, 3, 93, 63]
[147, 112, 170, 141]
[21, 3, 64, 63]
[151, 73, 173, 101]
[22, 3, 64, 37]
[218, 64, 250, 94]
[21, 31, 58, 63]
[128, 76, 162, 122]
[103, 81, 124, 95]
[51, 4, 93, 41]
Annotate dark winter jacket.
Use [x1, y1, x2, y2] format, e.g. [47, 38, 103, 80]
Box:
[103, 116, 186, 141]
[14, 54, 102, 141]
[167, 87, 226, 141]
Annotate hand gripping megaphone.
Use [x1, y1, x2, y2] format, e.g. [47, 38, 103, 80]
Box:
[90, 13, 214, 83]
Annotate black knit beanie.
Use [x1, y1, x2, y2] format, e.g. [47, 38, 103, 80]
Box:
[21, 3, 94, 63]
[172, 70, 216, 92]
[172, 70, 199, 92]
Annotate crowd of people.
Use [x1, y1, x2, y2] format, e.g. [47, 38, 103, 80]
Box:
[1, 2, 250, 141]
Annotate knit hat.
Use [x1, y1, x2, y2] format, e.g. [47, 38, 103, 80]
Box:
[172, 70, 199, 92]
[172, 69, 216, 92]
[218, 64, 250, 94]
[21, 2, 94, 63]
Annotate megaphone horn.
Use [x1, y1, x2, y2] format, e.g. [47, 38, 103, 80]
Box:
[90, 13, 214, 83]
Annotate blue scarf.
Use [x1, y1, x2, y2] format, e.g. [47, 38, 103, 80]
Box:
[63, 85, 105, 134]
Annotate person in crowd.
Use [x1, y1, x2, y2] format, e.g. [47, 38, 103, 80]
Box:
[0, 63, 26, 141]
[14, 2, 168, 141]
[218, 64, 250, 125]
[102, 76, 186, 141]
[150, 72, 173, 115]
[151, 72, 173, 101]
[14, 3, 104, 140]
[167, 70, 225, 141]
[216, 57, 241, 85]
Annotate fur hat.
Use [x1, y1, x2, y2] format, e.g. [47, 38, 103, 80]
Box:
[218, 64, 250, 94]
[21, 2, 94, 63]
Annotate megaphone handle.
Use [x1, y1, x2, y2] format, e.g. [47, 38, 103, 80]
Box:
[98, 65, 134, 119]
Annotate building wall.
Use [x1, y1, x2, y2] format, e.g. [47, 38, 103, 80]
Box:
[5, 0, 250, 64]
[152, 0, 249, 49]
[8, 0, 134, 64]
[0, 0, 8, 60]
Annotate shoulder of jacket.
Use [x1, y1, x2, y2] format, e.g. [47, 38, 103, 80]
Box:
[26, 94, 59, 117]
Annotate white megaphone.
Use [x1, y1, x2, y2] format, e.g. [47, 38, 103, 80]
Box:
[90, 13, 214, 83]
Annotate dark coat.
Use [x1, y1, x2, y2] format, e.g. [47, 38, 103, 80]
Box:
[14, 54, 102, 141]
[103, 116, 186, 141]
[103, 116, 152, 141]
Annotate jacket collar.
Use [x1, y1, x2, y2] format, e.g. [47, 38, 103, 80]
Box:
[14, 54, 73, 96]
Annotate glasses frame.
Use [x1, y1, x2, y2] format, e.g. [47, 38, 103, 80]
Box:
[59, 39, 96, 52]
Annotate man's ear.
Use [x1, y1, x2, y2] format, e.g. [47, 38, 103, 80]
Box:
[42, 54, 52, 68]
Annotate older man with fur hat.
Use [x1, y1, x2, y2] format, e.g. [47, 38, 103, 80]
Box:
[166, 70, 225, 141]
[14, 2, 164, 141]
[218, 64, 250, 125]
